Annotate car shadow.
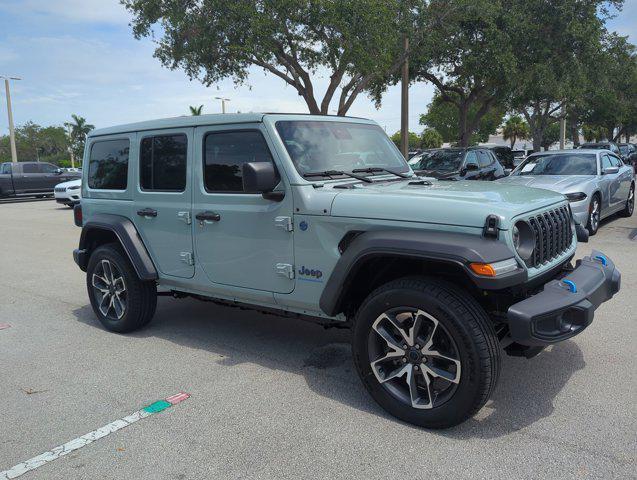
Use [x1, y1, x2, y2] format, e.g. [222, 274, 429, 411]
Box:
[73, 296, 585, 437]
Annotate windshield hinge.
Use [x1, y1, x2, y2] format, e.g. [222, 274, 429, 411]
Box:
[180, 252, 194, 265]
[483, 215, 500, 239]
[275, 263, 295, 279]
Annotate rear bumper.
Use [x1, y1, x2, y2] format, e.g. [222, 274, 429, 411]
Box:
[507, 250, 620, 346]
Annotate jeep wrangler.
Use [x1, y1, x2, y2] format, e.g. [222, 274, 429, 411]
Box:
[73, 114, 621, 428]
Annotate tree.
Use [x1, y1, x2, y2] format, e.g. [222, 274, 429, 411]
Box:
[420, 93, 504, 145]
[541, 123, 561, 150]
[122, 0, 427, 115]
[507, 0, 617, 151]
[64, 114, 94, 166]
[582, 124, 606, 142]
[189, 105, 204, 116]
[420, 128, 443, 148]
[390, 131, 421, 150]
[410, 0, 515, 147]
[0, 122, 69, 164]
[502, 116, 529, 148]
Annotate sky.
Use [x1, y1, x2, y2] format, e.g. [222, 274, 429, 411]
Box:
[0, 0, 635, 136]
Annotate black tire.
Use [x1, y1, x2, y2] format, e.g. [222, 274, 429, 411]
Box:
[86, 243, 157, 333]
[352, 276, 501, 429]
[586, 194, 601, 236]
[619, 183, 634, 218]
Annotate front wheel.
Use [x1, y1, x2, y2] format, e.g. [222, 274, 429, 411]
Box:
[587, 195, 601, 236]
[86, 244, 157, 333]
[352, 277, 501, 429]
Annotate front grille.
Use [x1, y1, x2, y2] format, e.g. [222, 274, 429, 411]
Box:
[55, 187, 66, 192]
[526, 205, 573, 268]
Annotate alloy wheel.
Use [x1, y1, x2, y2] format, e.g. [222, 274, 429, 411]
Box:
[628, 186, 634, 215]
[368, 308, 461, 409]
[91, 259, 127, 320]
[589, 198, 600, 232]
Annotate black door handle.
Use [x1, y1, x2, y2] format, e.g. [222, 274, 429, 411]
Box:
[137, 208, 157, 218]
[195, 211, 221, 222]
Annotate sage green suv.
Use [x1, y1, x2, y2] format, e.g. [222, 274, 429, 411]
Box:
[73, 114, 620, 428]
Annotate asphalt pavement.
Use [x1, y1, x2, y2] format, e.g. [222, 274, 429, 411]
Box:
[0, 200, 635, 479]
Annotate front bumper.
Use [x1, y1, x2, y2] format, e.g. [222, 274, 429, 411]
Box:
[507, 250, 620, 346]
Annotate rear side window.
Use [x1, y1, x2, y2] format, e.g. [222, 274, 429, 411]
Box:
[88, 139, 129, 190]
[203, 130, 274, 192]
[1, 163, 12, 174]
[601, 154, 613, 170]
[464, 151, 478, 165]
[22, 163, 38, 173]
[140, 134, 187, 191]
[478, 151, 493, 167]
[40, 163, 58, 173]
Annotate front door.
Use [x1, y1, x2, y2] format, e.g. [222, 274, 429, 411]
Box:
[600, 153, 622, 210]
[132, 129, 194, 278]
[193, 124, 295, 294]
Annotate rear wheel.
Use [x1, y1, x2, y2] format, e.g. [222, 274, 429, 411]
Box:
[587, 195, 601, 235]
[352, 277, 500, 429]
[619, 183, 634, 217]
[86, 244, 157, 333]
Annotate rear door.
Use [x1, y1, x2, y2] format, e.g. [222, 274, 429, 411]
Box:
[18, 163, 43, 192]
[132, 129, 195, 278]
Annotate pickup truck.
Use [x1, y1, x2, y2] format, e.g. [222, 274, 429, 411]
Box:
[0, 162, 81, 198]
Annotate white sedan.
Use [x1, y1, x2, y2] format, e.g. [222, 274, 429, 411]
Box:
[54, 179, 81, 207]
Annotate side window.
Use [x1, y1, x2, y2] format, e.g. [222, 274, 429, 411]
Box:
[88, 139, 129, 190]
[140, 134, 187, 191]
[40, 163, 59, 173]
[478, 151, 492, 168]
[203, 130, 275, 193]
[464, 151, 478, 166]
[22, 163, 38, 173]
[601, 154, 613, 170]
[610, 155, 623, 167]
[0, 163, 11, 174]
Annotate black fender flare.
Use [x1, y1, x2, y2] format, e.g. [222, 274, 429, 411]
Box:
[74, 213, 158, 281]
[319, 229, 525, 317]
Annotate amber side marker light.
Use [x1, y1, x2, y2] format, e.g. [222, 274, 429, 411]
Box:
[469, 263, 497, 277]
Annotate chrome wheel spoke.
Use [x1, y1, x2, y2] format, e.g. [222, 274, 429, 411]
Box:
[112, 294, 125, 319]
[376, 363, 410, 384]
[423, 348, 461, 384]
[98, 292, 112, 316]
[92, 274, 110, 293]
[372, 314, 409, 352]
[101, 260, 114, 284]
[113, 276, 126, 294]
[411, 366, 433, 409]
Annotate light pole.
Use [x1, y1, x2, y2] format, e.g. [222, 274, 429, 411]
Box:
[215, 96, 231, 114]
[1, 75, 21, 163]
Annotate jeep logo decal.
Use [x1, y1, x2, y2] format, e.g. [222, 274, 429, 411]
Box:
[298, 265, 323, 281]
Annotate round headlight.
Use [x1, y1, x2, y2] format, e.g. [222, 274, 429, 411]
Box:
[512, 220, 535, 261]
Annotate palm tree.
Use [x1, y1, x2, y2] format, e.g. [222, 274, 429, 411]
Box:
[502, 116, 529, 149]
[64, 114, 95, 168]
[189, 105, 204, 116]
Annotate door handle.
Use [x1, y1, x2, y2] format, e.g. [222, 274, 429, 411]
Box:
[137, 208, 158, 218]
[195, 211, 221, 224]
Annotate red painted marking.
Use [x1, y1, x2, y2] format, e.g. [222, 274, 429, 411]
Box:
[166, 392, 190, 405]
[0, 323, 11, 330]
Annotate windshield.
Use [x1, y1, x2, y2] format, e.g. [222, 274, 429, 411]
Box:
[275, 121, 409, 177]
[413, 150, 464, 172]
[514, 153, 597, 176]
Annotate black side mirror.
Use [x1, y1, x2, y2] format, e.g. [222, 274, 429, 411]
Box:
[55, 168, 64, 174]
[242, 162, 283, 201]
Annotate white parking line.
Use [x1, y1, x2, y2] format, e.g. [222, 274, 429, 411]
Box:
[0, 392, 190, 479]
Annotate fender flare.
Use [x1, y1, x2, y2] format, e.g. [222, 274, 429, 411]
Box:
[75, 213, 158, 281]
[319, 229, 525, 317]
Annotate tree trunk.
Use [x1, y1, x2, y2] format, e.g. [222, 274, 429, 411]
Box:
[458, 103, 470, 147]
[569, 118, 579, 147]
[532, 129, 543, 152]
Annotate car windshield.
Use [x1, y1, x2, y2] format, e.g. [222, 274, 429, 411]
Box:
[413, 150, 464, 172]
[514, 153, 597, 176]
[275, 121, 409, 177]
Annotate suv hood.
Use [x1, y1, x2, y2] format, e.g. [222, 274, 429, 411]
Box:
[56, 179, 82, 188]
[329, 179, 566, 229]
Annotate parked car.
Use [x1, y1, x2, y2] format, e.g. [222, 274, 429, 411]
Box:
[498, 149, 634, 235]
[0, 162, 81, 199]
[54, 178, 81, 207]
[410, 147, 506, 180]
[72, 113, 620, 429]
[618, 143, 637, 172]
[579, 141, 621, 156]
[485, 146, 516, 170]
[511, 149, 527, 167]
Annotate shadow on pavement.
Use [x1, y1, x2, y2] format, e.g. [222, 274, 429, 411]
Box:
[73, 295, 585, 437]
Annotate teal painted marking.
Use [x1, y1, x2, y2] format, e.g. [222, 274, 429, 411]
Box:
[143, 400, 171, 414]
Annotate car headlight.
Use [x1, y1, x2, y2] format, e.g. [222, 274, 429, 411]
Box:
[512, 220, 535, 261]
[565, 192, 587, 202]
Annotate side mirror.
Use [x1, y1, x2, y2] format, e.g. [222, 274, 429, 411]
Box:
[242, 162, 283, 201]
[55, 168, 64, 174]
[602, 166, 619, 175]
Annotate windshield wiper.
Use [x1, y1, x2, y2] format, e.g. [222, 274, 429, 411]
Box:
[351, 167, 413, 179]
[303, 170, 373, 183]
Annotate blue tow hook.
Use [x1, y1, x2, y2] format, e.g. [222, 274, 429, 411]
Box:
[594, 254, 607, 266]
[562, 280, 577, 293]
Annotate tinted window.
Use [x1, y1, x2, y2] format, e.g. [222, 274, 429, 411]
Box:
[601, 154, 613, 169]
[204, 130, 274, 192]
[416, 150, 464, 172]
[610, 155, 623, 167]
[88, 139, 129, 190]
[40, 163, 58, 173]
[22, 163, 39, 173]
[140, 134, 187, 191]
[1, 163, 12, 174]
[464, 151, 479, 166]
[515, 153, 597, 176]
[478, 151, 492, 168]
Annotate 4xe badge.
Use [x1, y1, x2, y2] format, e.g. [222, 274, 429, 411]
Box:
[298, 265, 323, 282]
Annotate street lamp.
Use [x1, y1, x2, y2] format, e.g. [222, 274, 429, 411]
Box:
[215, 96, 231, 114]
[1, 75, 21, 163]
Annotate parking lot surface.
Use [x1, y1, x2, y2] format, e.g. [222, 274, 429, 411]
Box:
[1, 200, 635, 479]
